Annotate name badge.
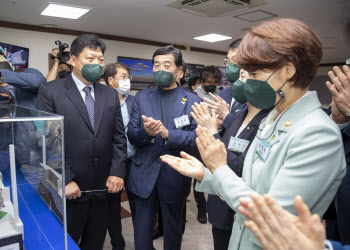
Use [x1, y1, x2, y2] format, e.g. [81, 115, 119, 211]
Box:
[228, 137, 249, 153]
[256, 139, 271, 162]
[174, 115, 190, 128]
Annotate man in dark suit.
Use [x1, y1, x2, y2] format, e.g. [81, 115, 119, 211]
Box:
[104, 62, 136, 250]
[205, 39, 247, 135]
[37, 34, 127, 250]
[127, 45, 201, 250]
[326, 64, 350, 245]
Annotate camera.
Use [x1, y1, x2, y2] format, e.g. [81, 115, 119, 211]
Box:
[50, 40, 70, 62]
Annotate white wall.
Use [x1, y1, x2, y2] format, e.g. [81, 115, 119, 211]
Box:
[0, 27, 224, 76]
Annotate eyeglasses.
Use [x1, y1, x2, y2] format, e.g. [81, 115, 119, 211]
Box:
[224, 58, 229, 66]
[115, 75, 132, 80]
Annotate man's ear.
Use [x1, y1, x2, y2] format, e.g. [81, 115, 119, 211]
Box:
[70, 55, 77, 68]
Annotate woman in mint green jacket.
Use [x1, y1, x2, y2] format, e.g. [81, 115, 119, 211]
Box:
[161, 18, 346, 250]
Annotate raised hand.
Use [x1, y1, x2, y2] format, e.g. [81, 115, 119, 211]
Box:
[191, 102, 218, 134]
[204, 92, 230, 121]
[326, 65, 350, 124]
[196, 125, 227, 173]
[160, 151, 205, 181]
[238, 194, 325, 250]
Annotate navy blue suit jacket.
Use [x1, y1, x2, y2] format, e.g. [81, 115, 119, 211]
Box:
[207, 108, 270, 230]
[1, 68, 46, 109]
[219, 86, 246, 120]
[127, 85, 201, 202]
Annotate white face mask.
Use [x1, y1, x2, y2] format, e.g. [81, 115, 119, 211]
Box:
[113, 78, 131, 95]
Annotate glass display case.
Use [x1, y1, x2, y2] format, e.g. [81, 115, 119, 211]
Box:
[0, 104, 72, 250]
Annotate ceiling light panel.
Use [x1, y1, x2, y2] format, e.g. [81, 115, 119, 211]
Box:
[41, 3, 90, 19]
[194, 33, 232, 43]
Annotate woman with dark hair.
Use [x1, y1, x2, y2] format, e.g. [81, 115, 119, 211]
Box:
[161, 18, 346, 250]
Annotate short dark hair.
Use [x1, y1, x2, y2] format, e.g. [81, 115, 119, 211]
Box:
[228, 38, 242, 50]
[200, 66, 222, 83]
[152, 45, 183, 68]
[103, 63, 131, 86]
[188, 76, 200, 90]
[70, 34, 106, 57]
[58, 61, 72, 71]
[0, 61, 12, 71]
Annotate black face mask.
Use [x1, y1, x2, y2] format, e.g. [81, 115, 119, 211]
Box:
[58, 70, 70, 79]
[204, 85, 217, 93]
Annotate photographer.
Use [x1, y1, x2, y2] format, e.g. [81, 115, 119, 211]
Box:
[46, 41, 72, 82]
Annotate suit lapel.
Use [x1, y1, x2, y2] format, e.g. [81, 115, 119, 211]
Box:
[64, 75, 94, 132]
[148, 87, 162, 121]
[93, 83, 105, 136]
[168, 87, 188, 129]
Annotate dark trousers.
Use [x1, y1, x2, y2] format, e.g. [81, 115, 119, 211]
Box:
[67, 195, 109, 250]
[155, 201, 186, 234]
[212, 226, 232, 250]
[108, 193, 125, 250]
[193, 179, 206, 212]
[131, 188, 186, 250]
[125, 159, 136, 225]
[337, 163, 350, 244]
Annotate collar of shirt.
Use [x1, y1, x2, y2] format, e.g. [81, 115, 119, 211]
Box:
[72, 72, 95, 100]
[120, 94, 128, 106]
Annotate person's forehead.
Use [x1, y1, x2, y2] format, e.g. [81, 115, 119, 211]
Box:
[227, 49, 237, 59]
[116, 67, 129, 75]
[154, 54, 175, 63]
[81, 47, 103, 56]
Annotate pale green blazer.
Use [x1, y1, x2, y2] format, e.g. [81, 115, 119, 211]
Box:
[196, 91, 346, 250]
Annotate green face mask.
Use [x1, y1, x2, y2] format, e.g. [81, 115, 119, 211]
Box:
[153, 70, 175, 88]
[232, 79, 247, 104]
[225, 62, 240, 83]
[244, 71, 287, 110]
[76, 59, 103, 83]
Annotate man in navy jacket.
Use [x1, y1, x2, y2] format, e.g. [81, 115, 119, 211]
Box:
[326, 65, 350, 245]
[127, 45, 201, 250]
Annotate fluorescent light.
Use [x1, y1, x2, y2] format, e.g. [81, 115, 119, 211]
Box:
[41, 3, 91, 19]
[194, 33, 232, 43]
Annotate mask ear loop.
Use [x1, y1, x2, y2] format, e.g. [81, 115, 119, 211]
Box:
[256, 78, 289, 140]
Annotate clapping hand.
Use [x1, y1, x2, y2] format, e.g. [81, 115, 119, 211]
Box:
[191, 102, 218, 134]
[204, 93, 230, 121]
[326, 65, 350, 124]
[196, 125, 227, 174]
[160, 151, 205, 181]
[238, 194, 325, 250]
[142, 115, 168, 138]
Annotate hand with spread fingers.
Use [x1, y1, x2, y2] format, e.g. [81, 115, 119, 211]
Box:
[142, 115, 163, 137]
[196, 125, 227, 174]
[326, 65, 350, 124]
[160, 151, 205, 181]
[238, 193, 325, 250]
[204, 92, 230, 121]
[191, 102, 218, 134]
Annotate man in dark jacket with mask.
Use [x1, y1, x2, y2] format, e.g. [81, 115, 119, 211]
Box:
[37, 34, 127, 250]
[127, 45, 201, 250]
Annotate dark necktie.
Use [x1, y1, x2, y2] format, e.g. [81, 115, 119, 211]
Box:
[83, 86, 95, 130]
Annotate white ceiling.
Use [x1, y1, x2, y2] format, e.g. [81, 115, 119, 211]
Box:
[0, 0, 349, 64]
